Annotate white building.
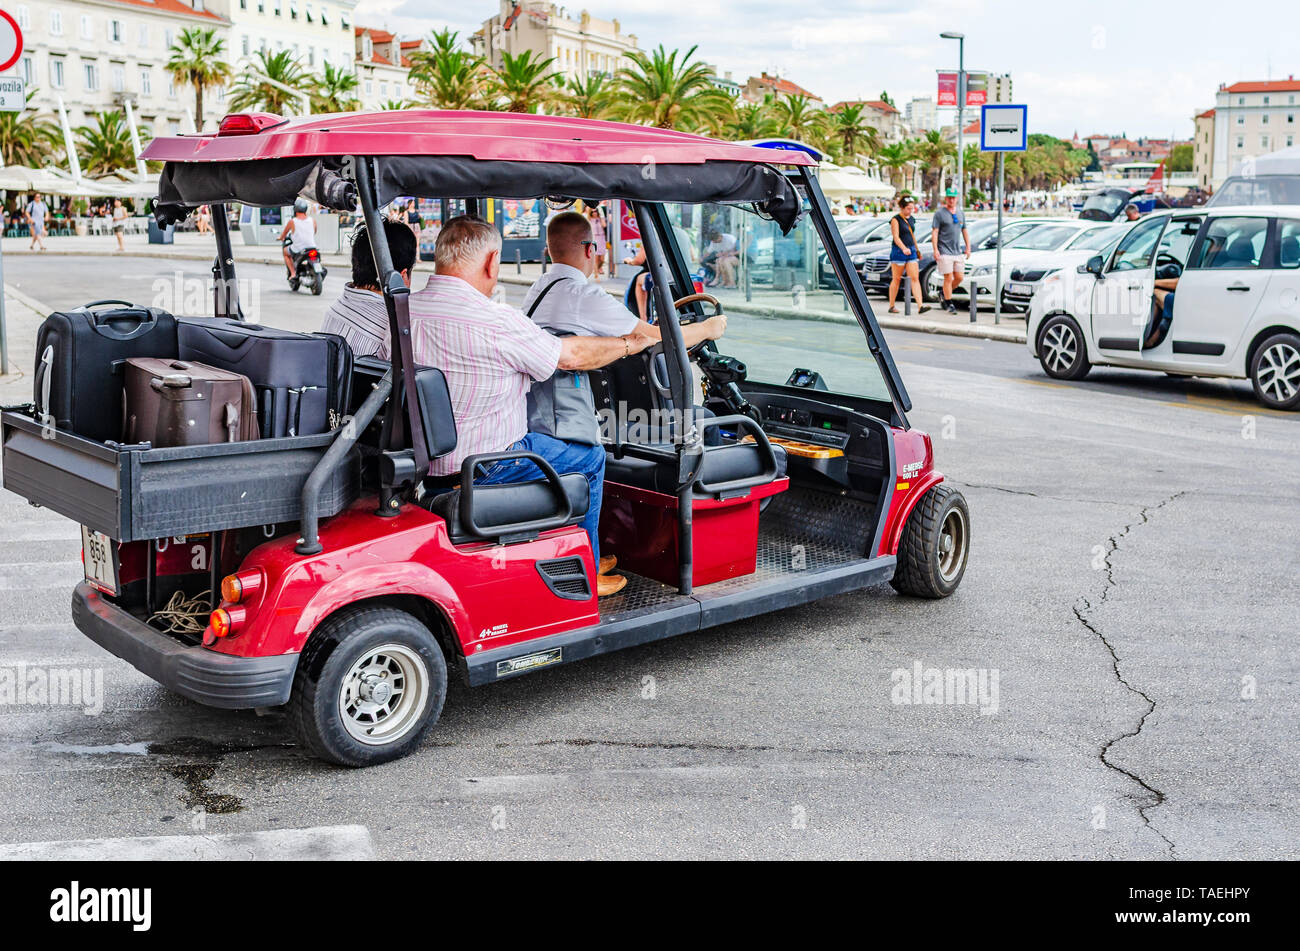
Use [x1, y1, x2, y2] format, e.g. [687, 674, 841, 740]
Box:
[355, 28, 421, 109]
[10, 0, 230, 136]
[471, 1, 638, 83]
[905, 96, 937, 133]
[207, 0, 358, 116]
[1210, 78, 1300, 185]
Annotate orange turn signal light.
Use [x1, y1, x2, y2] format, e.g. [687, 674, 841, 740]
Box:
[220, 575, 243, 604]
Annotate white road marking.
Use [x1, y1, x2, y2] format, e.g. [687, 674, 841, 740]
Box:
[0, 825, 375, 861]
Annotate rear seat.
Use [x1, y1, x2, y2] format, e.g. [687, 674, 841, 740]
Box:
[421, 475, 589, 544]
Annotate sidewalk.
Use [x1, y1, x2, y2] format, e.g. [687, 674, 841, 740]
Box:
[3, 232, 1027, 344]
[0, 283, 47, 405]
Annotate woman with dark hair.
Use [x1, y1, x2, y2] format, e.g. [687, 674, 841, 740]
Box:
[886, 195, 929, 314]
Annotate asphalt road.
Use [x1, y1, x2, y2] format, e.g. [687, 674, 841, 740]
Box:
[1, 254, 1297, 859]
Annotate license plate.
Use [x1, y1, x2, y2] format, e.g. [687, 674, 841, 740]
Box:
[81, 527, 120, 596]
[1008, 283, 1032, 296]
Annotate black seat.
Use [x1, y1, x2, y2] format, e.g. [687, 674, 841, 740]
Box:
[423, 474, 589, 544]
[605, 440, 787, 496]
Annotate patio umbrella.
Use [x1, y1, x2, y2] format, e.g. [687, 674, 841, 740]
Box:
[817, 162, 896, 201]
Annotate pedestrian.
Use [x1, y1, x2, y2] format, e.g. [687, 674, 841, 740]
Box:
[886, 195, 929, 314]
[587, 204, 607, 278]
[111, 198, 128, 252]
[196, 204, 212, 234]
[25, 193, 49, 251]
[1124, 203, 1140, 222]
[931, 187, 971, 314]
[405, 199, 422, 241]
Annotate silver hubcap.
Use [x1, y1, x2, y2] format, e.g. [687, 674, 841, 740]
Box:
[926, 269, 942, 298]
[937, 507, 968, 583]
[339, 644, 429, 746]
[1042, 323, 1078, 374]
[1256, 342, 1300, 403]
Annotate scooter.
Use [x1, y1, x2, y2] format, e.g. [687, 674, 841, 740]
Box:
[283, 237, 327, 295]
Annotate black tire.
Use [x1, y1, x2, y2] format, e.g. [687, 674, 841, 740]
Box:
[290, 606, 447, 767]
[919, 263, 940, 302]
[891, 483, 970, 598]
[1249, 331, 1300, 410]
[310, 274, 323, 296]
[1037, 314, 1092, 380]
[288, 276, 300, 292]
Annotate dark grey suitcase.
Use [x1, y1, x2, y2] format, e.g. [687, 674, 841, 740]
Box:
[177, 318, 352, 437]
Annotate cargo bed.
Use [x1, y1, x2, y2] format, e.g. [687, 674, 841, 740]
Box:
[1, 408, 359, 542]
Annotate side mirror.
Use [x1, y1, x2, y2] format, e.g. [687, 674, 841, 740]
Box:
[1081, 254, 1105, 277]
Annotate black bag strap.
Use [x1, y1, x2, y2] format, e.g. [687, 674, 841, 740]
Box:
[525, 276, 572, 319]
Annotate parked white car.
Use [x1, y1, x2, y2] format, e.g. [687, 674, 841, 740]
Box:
[960, 220, 1123, 309]
[1026, 205, 1300, 409]
[1001, 224, 1127, 311]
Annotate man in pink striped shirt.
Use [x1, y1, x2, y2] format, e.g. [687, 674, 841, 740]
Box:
[410, 216, 654, 596]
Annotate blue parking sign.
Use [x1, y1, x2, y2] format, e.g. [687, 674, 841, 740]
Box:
[980, 104, 1028, 151]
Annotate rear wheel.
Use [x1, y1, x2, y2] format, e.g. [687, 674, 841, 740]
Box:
[309, 272, 323, 296]
[290, 606, 447, 767]
[920, 263, 940, 302]
[1038, 314, 1092, 380]
[1250, 332, 1300, 410]
[891, 483, 970, 598]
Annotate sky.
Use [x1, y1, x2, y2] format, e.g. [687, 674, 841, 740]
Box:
[356, 0, 1300, 140]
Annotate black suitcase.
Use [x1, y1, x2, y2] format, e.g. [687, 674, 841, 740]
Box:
[177, 318, 352, 437]
[32, 300, 178, 442]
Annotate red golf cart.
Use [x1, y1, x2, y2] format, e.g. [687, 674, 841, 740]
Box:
[1, 111, 970, 766]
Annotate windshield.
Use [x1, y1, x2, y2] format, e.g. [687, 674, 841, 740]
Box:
[1207, 175, 1300, 206]
[838, 217, 887, 244]
[1081, 190, 1128, 218]
[660, 197, 895, 403]
[1008, 224, 1079, 250]
[1068, 226, 1122, 250]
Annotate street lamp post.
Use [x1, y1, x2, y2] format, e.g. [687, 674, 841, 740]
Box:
[941, 31, 965, 210]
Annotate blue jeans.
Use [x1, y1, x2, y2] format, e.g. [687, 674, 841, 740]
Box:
[473, 432, 605, 564]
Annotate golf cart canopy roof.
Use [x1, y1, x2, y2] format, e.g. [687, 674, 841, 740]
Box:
[144, 110, 811, 230]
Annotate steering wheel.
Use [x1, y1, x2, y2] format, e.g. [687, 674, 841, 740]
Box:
[671, 292, 722, 358]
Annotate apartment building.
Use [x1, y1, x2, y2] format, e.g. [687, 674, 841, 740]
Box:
[208, 0, 358, 86]
[471, 1, 639, 83]
[1193, 108, 1215, 190]
[355, 28, 421, 109]
[1210, 78, 1300, 185]
[10, 0, 229, 135]
[829, 99, 903, 141]
[743, 72, 822, 107]
[905, 96, 938, 133]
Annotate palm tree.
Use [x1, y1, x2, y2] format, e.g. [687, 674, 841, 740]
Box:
[612, 45, 734, 132]
[165, 27, 232, 132]
[0, 90, 61, 167]
[76, 111, 138, 175]
[558, 73, 615, 120]
[724, 98, 778, 140]
[229, 50, 311, 114]
[771, 94, 824, 144]
[379, 98, 416, 111]
[824, 103, 880, 165]
[486, 51, 558, 113]
[875, 142, 914, 192]
[909, 130, 957, 206]
[407, 29, 485, 110]
[311, 62, 360, 113]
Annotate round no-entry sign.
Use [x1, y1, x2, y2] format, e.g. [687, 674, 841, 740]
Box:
[0, 10, 23, 74]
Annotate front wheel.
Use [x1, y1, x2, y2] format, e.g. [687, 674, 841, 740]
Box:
[891, 484, 970, 598]
[1250, 331, 1300, 410]
[1038, 314, 1092, 380]
[290, 606, 447, 767]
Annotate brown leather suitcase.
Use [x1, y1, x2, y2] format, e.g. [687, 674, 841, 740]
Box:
[123, 358, 260, 447]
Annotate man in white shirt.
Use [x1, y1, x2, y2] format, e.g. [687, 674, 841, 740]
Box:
[279, 199, 317, 279]
[524, 211, 726, 353]
[320, 220, 418, 359]
[702, 228, 739, 288]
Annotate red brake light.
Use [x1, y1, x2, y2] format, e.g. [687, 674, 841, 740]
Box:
[217, 113, 284, 136]
[210, 608, 232, 638]
[307, 249, 319, 260]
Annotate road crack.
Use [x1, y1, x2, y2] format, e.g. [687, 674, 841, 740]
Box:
[1075, 491, 1186, 858]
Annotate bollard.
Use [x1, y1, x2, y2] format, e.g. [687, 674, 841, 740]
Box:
[970, 277, 978, 323]
[515, 249, 521, 274]
[903, 272, 912, 316]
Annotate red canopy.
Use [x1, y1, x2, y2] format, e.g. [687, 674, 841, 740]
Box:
[142, 109, 817, 168]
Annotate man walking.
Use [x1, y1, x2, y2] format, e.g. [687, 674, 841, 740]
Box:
[25, 194, 49, 251]
[931, 188, 970, 314]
